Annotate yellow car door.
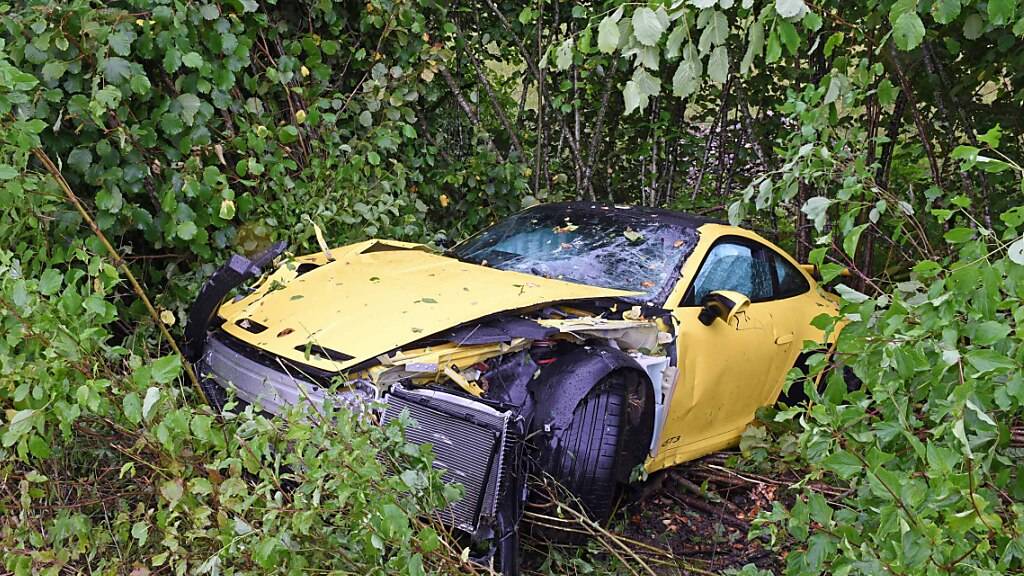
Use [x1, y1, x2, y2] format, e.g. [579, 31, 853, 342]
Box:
[748, 246, 825, 404]
[650, 235, 792, 469]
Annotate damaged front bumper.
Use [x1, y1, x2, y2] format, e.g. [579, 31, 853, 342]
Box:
[195, 331, 527, 573]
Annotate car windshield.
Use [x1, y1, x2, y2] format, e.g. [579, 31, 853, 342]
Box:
[450, 207, 700, 304]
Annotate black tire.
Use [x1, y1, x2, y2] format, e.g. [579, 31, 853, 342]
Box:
[549, 373, 627, 522]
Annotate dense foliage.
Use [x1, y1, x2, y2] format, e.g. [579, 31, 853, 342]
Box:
[1, 0, 1022, 574]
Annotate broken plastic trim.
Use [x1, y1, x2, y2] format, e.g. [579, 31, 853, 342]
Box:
[294, 344, 355, 362]
[183, 241, 287, 362]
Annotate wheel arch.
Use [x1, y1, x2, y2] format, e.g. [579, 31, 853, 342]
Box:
[530, 346, 656, 483]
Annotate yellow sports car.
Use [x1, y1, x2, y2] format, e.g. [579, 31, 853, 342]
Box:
[185, 202, 838, 573]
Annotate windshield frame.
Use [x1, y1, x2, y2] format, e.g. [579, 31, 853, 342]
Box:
[449, 203, 703, 306]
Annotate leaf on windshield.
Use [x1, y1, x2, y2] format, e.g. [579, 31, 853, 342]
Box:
[673, 239, 686, 248]
[553, 223, 579, 233]
[623, 228, 644, 243]
[641, 280, 655, 288]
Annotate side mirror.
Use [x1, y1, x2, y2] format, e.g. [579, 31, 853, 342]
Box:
[698, 290, 751, 326]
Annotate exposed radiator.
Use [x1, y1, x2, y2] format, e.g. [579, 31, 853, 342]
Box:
[381, 386, 513, 535]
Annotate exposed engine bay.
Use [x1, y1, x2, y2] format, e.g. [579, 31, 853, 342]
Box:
[185, 241, 681, 574]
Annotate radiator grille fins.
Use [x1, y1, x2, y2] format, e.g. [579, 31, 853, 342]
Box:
[381, 386, 512, 534]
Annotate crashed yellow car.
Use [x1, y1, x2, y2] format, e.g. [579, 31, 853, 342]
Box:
[184, 202, 838, 572]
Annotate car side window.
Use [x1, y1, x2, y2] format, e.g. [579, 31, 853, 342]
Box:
[685, 242, 773, 305]
[772, 253, 810, 298]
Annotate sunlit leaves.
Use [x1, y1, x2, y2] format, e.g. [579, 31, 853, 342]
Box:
[1009, 238, 1024, 265]
[775, 0, 808, 19]
[988, 0, 1016, 25]
[698, 10, 729, 53]
[740, 21, 764, 75]
[632, 7, 668, 46]
[555, 38, 574, 70]
[707, 45, 729, 84]
[623, 67, 661, 114]
[672, 44, 702, 98]
[597, 7, 623, 53]
[801, 196, 832, 230]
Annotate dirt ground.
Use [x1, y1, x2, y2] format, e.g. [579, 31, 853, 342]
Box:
[522, 452, 792, 575]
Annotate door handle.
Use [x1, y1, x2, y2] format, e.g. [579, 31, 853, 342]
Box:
[775, 333, 794, 345]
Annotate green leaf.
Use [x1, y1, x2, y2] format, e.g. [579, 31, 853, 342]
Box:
[822, 450, 862, 479]
[0, 166, 18, 180]
[633, 7, 667, 46]
[666, 24, 687, 60]
[130, 73, 152, 96]
[843, 223, 869, 258]
[877, 78, 898, 106]
[835, 283, 870, 304]
[943, 227, 974, 243]
[824, 31, 845, 57]
[176, 220, 198, 240]
[142, 386, 161, 420]
[932, 0, 961, 24]
[123, 392, 142, 424]
[95, 85, 122, 109]
[598, 8, 623, 53]
[518, 6, 536, 24]
[801, 196, 833, 230]
[554, 38, 574, 70]
[200, 3, 220, 20]
[978, 124, 1003, 148]
[989, 0, 1016, 25]
[160, 478, 184, 506]
[623, 68, 661, 115]
[623, 81, 641, 115]
[1009, 237, 1024, 265]
[67, 148, 93, 173]
[965, 349, 1016, 375]
[973, 321, 1011, 346]
[163, 48, 182, 73]
[38, 269, 62, 296]
[219, 198, 236, 220]
[182, 51, 204, 69]
[108, 30, 136, 56]
[699, 10, 730, 52]
[707, 45, 729, 84]
[177, 93, 201, 125]
[776, 0, 808, 19]
[131, 521, 149, 546]
[152, 355, 182, 384]
[893, 10, 926, 50]
[741, 21, 764, 75]
[963, 13, 985, 39]
[41, 61, 68, 82]
[279, 125, 300, 143]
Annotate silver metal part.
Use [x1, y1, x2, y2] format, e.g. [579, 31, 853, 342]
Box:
[199, 335, 374, 415]
[381, 385, 513, 536]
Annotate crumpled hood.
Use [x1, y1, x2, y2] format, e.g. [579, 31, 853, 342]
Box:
[216, 240, 637, 372]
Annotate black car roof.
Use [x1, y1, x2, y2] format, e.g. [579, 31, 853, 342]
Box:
[522, 201, 721, 229]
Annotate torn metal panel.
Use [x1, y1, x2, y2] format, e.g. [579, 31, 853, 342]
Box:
[537, 317, 669, 351]
[368, 338, 531, 389]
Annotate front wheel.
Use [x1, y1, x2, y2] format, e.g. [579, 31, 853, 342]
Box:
[545, 373, 627, 522]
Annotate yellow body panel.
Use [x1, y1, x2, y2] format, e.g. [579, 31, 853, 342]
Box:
[217, 239, 637, 373]
[646, 224, 838, 472]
